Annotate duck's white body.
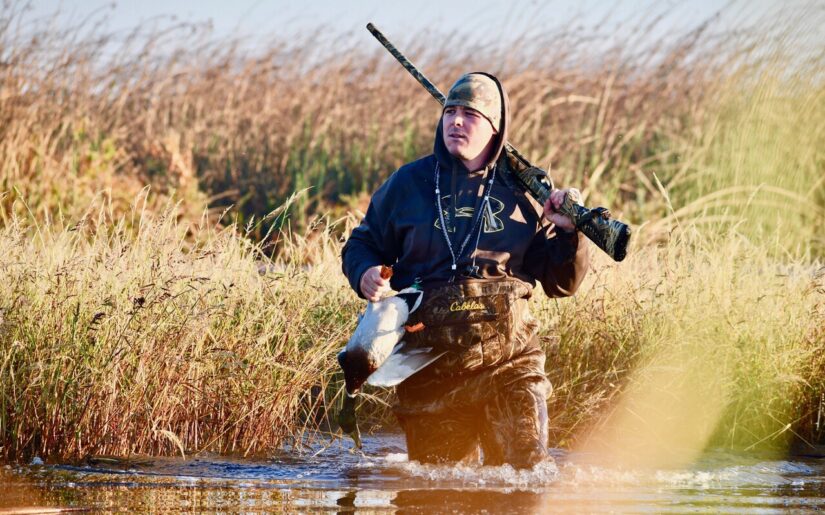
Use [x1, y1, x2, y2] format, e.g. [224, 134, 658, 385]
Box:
[338, 287, 441, 393]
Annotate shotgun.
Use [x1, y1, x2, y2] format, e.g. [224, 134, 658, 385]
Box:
[366, 22, 631, 262]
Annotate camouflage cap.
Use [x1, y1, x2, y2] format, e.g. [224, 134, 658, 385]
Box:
[444, 73, 502, 132]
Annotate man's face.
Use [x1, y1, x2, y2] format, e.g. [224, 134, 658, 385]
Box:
[442, 106, 497, 163]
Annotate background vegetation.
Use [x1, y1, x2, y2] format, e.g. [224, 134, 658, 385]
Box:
[0, 2, 822, 461]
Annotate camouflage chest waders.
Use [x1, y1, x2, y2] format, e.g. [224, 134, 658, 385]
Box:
[395, 279, 552, 468]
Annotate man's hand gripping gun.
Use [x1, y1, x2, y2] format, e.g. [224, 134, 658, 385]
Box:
[366, 23, 631, 262]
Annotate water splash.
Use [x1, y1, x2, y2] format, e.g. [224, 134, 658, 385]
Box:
[3, 436, 825, 513]
[396, 458, 558, 490]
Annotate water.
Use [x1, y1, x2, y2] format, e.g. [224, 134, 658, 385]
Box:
[2, 434, 824, 513]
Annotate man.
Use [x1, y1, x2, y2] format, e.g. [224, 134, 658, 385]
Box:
[341, 72, 589, 468]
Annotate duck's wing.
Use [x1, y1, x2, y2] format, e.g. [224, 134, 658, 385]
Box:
[366, 341, 445, 387]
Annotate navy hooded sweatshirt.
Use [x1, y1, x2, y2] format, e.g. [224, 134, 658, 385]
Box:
[342, 73, 589, 299]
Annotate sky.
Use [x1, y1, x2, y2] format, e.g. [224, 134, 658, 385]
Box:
[24, 0, 795, 49]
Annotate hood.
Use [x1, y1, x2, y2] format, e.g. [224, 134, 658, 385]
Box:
[434, 72, 510, 173]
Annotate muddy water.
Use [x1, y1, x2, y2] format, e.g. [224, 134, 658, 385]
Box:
[2, 434, 824, 513]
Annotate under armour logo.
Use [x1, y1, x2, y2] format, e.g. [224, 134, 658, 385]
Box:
[434, 196, 505, 233]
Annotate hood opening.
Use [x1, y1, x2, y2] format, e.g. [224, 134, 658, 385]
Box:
[434, 72, 510, 173]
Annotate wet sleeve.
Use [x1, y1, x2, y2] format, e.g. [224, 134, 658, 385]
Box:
[523, 223, 590, 298]
[341, 178, 400, 299]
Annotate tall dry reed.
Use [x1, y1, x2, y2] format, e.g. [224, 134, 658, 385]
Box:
[539, 227, 824, 452]
[1, 194, 821, 462]
[0, 194, 358, 460]
[6, 2, 820, 246]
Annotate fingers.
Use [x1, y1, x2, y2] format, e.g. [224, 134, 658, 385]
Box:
[543, 190, 567, 215]
[543, 189, 568, 216]
[543, 189, 576, 232]
[551, 189, 567, 211]
[360, 266, 391, 302]
[547, 212, 576, 232]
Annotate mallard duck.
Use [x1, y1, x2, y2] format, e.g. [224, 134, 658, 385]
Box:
[337, 282, 443, 448]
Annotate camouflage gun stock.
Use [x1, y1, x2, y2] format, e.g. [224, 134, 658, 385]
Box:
[366, 23, 631, 262]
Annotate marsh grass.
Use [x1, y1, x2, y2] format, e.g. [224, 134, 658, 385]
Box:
[0, 195, 361, 460]
[0, 197, 821, 461]
[540, 228, 824, 452]
[0, 2, 823, 461]
[5, 2, 821, 241]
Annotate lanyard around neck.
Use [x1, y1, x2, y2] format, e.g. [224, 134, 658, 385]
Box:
[434, 162, 496, 280]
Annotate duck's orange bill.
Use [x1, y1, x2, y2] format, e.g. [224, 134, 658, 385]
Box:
[404, 322, 425, 333]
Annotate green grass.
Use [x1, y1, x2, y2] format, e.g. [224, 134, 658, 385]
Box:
[541, 228, 824, 456]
